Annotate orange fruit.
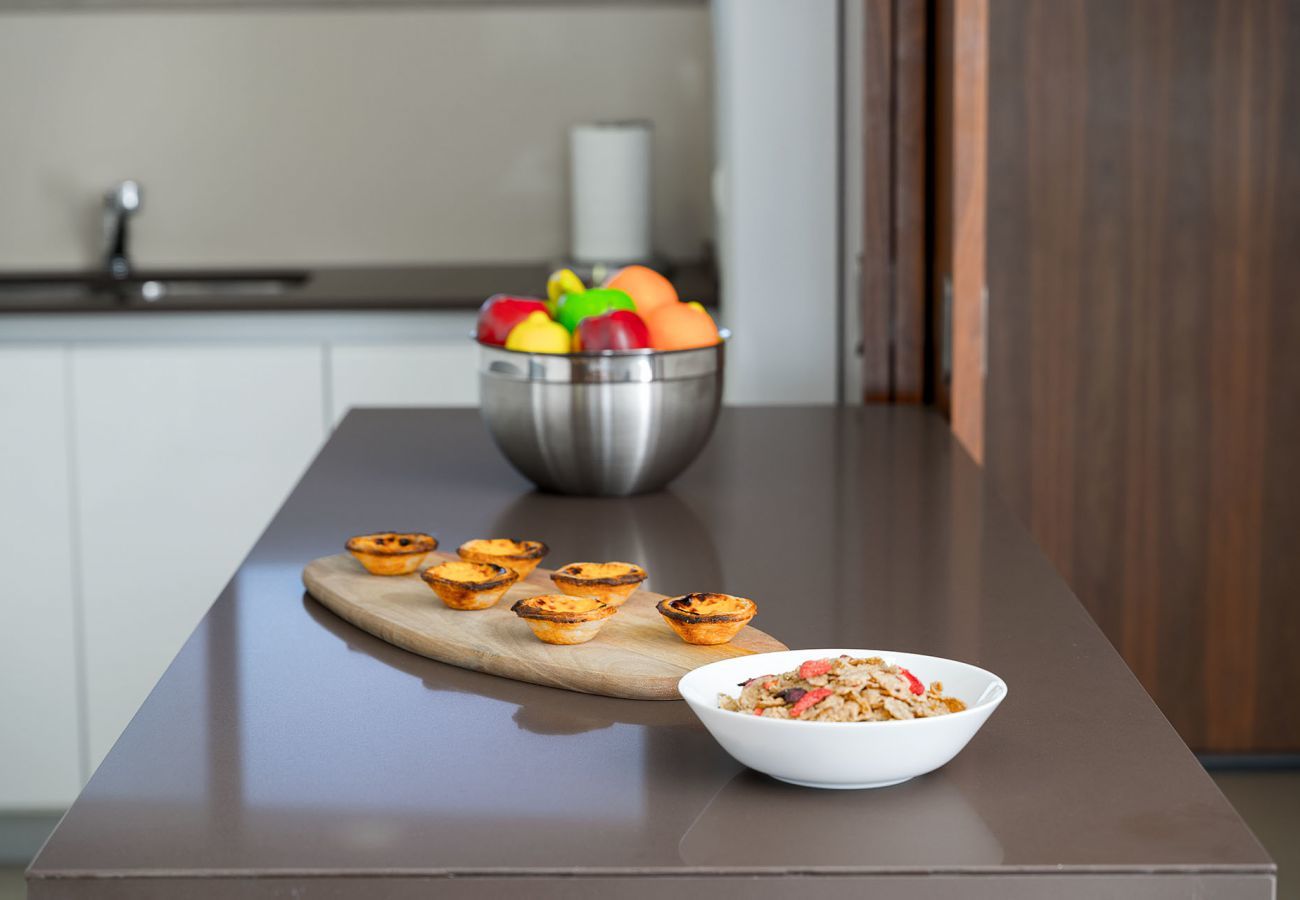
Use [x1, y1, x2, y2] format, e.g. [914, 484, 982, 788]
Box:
[602, 265, 678, 317]
[645, 302, 720, 351]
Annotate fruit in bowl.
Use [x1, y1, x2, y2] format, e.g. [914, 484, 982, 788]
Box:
[504, 311, 571, 354]
[603, 264, 679, 317]
[574, 308, 652, 351]
[478, 265, 722, 356]
[646, 301, 720, 351]
[475, 265, 726, 495]
[476, 294, 549, 346]
[555, 288, 636, 334]
[546, 267, 585, 316]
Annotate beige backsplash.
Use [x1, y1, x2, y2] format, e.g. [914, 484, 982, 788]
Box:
[0, 4, 712, 269]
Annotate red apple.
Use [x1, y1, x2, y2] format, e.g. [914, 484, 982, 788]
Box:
[476, 294, 550, 345]
[574, 309, 651, 351]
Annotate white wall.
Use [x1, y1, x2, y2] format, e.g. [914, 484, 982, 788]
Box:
[0, 5, 712, 269]
[711, 0, 840, 405]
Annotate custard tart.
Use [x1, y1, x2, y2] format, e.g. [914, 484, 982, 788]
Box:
[511, 593, 617, 645]
[345, 532, 437, 576]
[421, 560, 518, 610]
[656, 592, 757, 645]
[550, 562, 647, 608]
[457, 538, 549, 579]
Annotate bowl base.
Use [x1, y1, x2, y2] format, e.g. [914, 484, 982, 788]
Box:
[770, 774, 915, 791]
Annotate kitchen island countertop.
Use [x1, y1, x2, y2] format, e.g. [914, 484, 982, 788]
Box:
[27, 407, 1274, 898]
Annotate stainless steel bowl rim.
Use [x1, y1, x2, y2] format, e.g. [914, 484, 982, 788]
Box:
[477, 330, 728, 385]
[472, 328, 729, 359]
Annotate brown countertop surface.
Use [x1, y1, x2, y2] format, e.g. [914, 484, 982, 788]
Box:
[0, 262, 717, 314]
[27, 408, 1274, 899]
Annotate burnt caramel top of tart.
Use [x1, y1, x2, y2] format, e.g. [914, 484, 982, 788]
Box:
[511, 593, 616, 623]
[552, 561, 647, 587]
[421, 560, 516, 590]
[458, 538, 548, 561]
[346, 532, 437, 556]
[656, 592, 756, 623]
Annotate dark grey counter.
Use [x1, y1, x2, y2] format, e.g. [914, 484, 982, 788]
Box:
[0, 262, 716, 314]
[27, 408, 1274, 898]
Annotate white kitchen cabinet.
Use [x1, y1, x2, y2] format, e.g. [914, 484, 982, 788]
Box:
[1, 313, 475, 800]
[0, 347, 84, 808]
[71, 344, 325, 769]
[328, 341, 479, 426]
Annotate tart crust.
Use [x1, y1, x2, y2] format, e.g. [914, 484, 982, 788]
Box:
[656, 592, 757, 645]
[458, 538, 549, 579]
[345, 532, 438, 576]
[550, 561, 648, 608]
[512, 593, 617, 645]
[421, 560, 518, 610]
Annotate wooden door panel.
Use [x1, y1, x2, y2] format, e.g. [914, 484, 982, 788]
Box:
[985, 0, 1299, 751]
[862, 0, 929, 403]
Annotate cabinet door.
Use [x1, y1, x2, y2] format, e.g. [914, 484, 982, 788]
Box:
[0, 348, 83, 808]
[984, 0, 1300, 751]
[72, 344, 324, 769]
[329, 341, 478, 426]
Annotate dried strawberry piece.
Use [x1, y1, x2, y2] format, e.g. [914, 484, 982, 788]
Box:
[899, 668, 925, 695]
[753, 708, 765, 716]
[789, 687, 832, 717]
[798, 659, 833, 680]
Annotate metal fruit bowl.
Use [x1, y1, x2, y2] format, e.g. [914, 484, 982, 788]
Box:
[477, 333, 727, 496]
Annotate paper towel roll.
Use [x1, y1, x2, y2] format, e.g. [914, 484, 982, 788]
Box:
[570, 121, 652, 265]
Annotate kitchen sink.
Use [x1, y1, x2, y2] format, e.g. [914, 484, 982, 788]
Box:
[0, 270, 310, 304]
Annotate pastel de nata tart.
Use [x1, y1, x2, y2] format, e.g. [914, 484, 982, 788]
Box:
[458, 538, 549, 579]
[421, 560, 518, 610]
[656, 592, 757, 645]
[550, 562, 648, 608]
[345, 532, 437, 576]
[511, 593, 617, 645]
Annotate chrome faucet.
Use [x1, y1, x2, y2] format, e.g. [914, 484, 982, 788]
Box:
[103, 180, 141, 279]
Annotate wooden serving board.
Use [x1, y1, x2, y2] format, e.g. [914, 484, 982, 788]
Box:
[302, 551, 787, 700]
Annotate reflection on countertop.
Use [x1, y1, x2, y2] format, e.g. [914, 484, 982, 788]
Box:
[680, 768, 1003, 867]
[302, 592, 691, 737]
[489, 489, 725, 599]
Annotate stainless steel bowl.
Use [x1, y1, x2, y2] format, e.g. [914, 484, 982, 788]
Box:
[478, 334, 726, 496]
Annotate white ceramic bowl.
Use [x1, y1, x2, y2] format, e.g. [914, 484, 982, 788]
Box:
[678, 648, 1007, 790]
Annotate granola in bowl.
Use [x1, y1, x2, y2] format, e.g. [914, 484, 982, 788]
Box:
[718, 655, 967, 722]
[681, 649, 1006, 788]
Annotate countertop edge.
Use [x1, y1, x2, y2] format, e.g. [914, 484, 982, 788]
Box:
[27, 863, 1279, 879]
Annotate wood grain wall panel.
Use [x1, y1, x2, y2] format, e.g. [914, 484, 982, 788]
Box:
[985, 0, 1299, 751]
[932, 4, 953, 420]
[892, 0, 929, 403]
[861, 0, 895, 401]
[861, 0, 929, 404]
[933, 0, 989, 462]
